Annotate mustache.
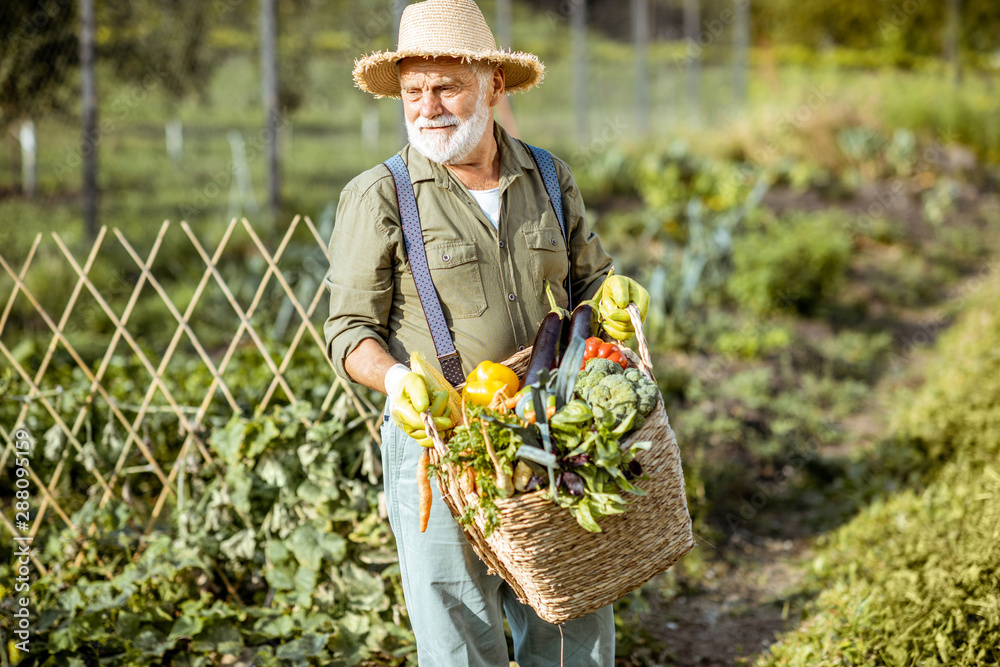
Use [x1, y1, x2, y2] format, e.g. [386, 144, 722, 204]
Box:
[415, 114, 459, 129]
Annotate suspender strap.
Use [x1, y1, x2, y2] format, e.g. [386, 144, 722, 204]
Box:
[383, 154, 465, 387]
[526, 144, 573, 308]
[383, 146, 569, 386]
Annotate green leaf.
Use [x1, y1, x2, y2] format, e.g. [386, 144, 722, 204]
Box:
[265, 562, 296, 591]
[275, 632, 328, 660]
[319, 533, 347, 564]
[257, 454, 288, 487]
[288, 524, 323, 571]
[210, 418, 245, 466]
[224, 465, 253, 515]
[340, 561, 388, 611]
[219, 528, 255, 561]
[48, 627, 79, 653]
[191, 621, 243, 654]
[294, 563, 318, 596]
[247, 417, 280, 459]
[266, 539, 289, 564]
[83, 583, 129, 614]
[134, 627, 175, 657]
[43, 424, 64, 461]
[168, 614, 205, 642]
[115, 611, 142, 637]
[296, 480, 328, 504]
[254, 614, 294, 639]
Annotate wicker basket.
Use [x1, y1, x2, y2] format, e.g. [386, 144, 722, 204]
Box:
[427, 309, 694, 624]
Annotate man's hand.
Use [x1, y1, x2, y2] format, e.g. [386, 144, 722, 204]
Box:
[597, 272, 650, 342]
[388, 370, 451, 448]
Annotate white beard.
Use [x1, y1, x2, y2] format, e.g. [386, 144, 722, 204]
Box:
[405, 95, 492, 165]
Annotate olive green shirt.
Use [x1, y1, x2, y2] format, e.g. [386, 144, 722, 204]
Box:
[323, 123, 613, 383]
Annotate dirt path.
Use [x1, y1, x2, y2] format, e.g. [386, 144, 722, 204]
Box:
[620, 537, 807, 666]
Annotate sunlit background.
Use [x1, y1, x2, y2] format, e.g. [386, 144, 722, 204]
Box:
[2, 1, 999, 665]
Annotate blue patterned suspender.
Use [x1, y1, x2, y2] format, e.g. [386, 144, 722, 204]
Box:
[383, 154, 465, 387]
[525, 144, 572, 309]
[383, 146, 568, 388]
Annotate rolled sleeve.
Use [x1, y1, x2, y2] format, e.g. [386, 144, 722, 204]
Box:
[323, 182, 396, 382]
[553, 157, 614, 303]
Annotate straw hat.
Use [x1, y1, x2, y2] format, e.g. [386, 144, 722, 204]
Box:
[352, 0, 544, 99]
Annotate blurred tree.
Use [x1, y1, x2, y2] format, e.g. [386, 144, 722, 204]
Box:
[0, 0, 78, 194]
[0, 0, 78, 127]
[496, 0, 513, 49]
[98, 1, 215, 106]
[632, 0, 650, 135]
[733, 0, 749, 105]
[683, 0, 701, 123]
[262, 0, 280, 214]
[752, 0, 999, 59]
[571, 0, 589, 144]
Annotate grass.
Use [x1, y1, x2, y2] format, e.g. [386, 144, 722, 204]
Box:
[757, 267, 1000, 666]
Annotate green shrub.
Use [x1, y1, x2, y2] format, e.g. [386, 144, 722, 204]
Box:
[715, 323, 792, 360]
[759, 462, 1000, 667]
[757, 268, 1000, 666]
[0, 394, 413, 666]
[728, 212, 852, 316]
[892, 265, 1000, 468]
[815, 330, 892, 383]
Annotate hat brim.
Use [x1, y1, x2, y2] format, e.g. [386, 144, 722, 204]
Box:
[353, 48, 544, 99]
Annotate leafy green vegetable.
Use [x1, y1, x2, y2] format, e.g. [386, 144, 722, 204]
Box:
[434, 396, 651, 535]
[576, 358, 659, 432]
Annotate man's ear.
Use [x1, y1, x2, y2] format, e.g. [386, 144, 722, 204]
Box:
[490, 67, 506, 107]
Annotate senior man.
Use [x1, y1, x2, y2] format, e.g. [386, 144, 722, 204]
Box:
[324, 0, 646, 664]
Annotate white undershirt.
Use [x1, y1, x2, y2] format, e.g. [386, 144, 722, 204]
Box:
[469, 187, 501, 229]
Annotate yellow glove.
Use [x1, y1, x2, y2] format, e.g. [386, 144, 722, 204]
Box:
[597, 270, 650, 342]
[388, 371, 451, 448]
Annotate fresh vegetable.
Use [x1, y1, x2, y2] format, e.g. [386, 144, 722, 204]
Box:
[521, 281, 570, 389]
[390, 372, 452, 447]
[432, 392, 650, 534]
[624, 367, 659, 416]
[575, 357, 659, 432]
[597, 269, 650, 342]
[513, 460, 534, 492]
[481, 420, 514, 497]
[430, 405, 524, 535]
[462, 360, 519, 407]
[418, 449, 432, 532]
[562, 301, 596, 356]
[573, 358, 624, 403]
[581, 336, 628, 370]
[411, 349, 463, 429]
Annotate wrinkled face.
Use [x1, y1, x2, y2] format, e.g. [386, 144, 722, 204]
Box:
[399, 57, 499, 164]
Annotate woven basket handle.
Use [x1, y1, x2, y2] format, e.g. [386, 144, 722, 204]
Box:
[627, 304, 654, 382]
[421, 411, 448, 458]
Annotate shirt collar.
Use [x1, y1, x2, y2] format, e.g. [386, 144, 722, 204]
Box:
[401, 122, 536, 189]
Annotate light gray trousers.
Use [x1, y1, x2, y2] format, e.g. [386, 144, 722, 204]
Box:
[380, 416, 615, 666]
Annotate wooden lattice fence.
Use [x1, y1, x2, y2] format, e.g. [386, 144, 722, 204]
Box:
[0, 216, 382, 576]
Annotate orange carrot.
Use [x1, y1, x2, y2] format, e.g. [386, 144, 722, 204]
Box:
[418, 449, 432, 533]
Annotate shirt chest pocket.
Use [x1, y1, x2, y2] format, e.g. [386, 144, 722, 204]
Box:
[424, 241, 488, 320]
[523, 228, 570, 307]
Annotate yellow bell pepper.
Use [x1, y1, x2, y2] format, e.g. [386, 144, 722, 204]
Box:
[462, 360, 520, 407]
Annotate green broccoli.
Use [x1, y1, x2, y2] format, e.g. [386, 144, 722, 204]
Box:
[587, 374, 639, 429]
[624, 368, 659, 417]
[574, 357, 623, 403]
